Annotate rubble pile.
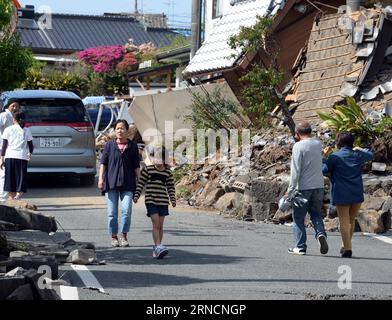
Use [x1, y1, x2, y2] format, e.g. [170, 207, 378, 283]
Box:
[0, 202, 102, 300]
[175, 126, 392, 234]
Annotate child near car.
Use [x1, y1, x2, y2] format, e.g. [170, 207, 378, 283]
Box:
[133, 146, 176, 259]
[0, 112, 34, 200]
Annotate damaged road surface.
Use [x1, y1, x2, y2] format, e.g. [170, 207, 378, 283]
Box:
[16, 175, 392, 300]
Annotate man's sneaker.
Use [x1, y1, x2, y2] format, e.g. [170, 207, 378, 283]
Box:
[288, 247, 306, 255]
[317, 234, 329, 255]
[119, 238, 129, 247]
[157, 246, 168, 259]
[111, 238, 119, 247]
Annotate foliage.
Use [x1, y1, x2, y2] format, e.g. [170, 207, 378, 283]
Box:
[78, 46, 124, 73]
[318, 97, 376, 146]
[158, 35, 190, 53]
[0, 34, 34, 91]
[0, 0, 13, 30]
[176, 186, 192, 200]
[228, 15, 273, 57]
[115, 52, 138, 74]
[227, 15, 295, 135]
[172, 164, 191, 184]
[22, 69, 87, 96]
[186, 87, 241, 131]
[374, 115, 392, 135]
[240, 64, 284, 128]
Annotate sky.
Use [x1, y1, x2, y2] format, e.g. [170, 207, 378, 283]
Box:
[19, 0, 192, 28]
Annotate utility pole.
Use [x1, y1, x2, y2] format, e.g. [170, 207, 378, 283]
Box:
[134, 0, 138, 14]
[191, 0, 201, 59]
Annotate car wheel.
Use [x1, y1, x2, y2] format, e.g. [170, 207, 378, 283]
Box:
[80, 174, 96, 186]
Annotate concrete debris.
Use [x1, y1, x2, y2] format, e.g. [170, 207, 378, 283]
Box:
[0, 204, 57, 233]
[0, 220, 21, 231]
[68, 249, 97, 265]
[5, 267, 26, 277]
[372, 162, 387, 172]
[9, 251, 30, 258]
[357, 210, 385, 234]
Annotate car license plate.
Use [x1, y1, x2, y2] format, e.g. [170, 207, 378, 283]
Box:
[40, 138, 61, 148]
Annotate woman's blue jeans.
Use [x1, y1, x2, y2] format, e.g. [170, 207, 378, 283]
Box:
[106, 190, 133, 235]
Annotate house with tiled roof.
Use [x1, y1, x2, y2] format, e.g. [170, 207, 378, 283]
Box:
[16, 5, 178, 63]
[183, 0, 348, 99]
[286, 4, 392, 122]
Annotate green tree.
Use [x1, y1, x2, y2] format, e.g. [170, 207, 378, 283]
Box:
[228, 15, 296, 137]
[0, 34, 34, 91]
[0, 0, 13, 31]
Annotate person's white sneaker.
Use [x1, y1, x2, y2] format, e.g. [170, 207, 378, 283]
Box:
[111, 238, 119, 247]
[288, 247, 306, 255]
[119, 238, 129, 247]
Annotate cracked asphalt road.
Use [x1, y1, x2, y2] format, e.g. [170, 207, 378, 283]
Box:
[25, 175, 392, 300]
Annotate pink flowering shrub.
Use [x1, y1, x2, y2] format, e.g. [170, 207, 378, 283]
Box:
[116, 52, 138, 74]
[78, 46, 124, 73]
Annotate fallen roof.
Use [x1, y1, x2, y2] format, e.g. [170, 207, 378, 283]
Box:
[183, 0, 285, 77]
[288, 6, 392, 121]
[17, 13, 177, 52]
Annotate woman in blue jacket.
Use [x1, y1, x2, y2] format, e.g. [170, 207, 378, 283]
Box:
[323, 132, 373, 258]
[98, 120, 140, 247]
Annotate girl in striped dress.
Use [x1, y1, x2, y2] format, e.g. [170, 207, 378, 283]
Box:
[133, 147, 176, 259]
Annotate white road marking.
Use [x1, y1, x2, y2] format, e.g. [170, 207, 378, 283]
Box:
[363, 232, 392, 245]
[70, 265, 106, 294]
[59, 285, 79, 300]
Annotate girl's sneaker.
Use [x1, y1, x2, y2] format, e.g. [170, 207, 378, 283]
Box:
[119, 238, 129, 247]
[111, 238, 119, 247]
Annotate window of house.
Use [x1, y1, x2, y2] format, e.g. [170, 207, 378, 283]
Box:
[212, 0, 223, 19]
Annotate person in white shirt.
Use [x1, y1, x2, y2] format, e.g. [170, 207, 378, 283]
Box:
[0, 112, 34, 200]
[0, 99, 20, 200]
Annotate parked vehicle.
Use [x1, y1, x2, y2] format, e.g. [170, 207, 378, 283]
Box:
[87, 108, 113, 132]
[0, 90, 96, 186]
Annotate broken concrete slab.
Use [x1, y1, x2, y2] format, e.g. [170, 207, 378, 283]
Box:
[357, 210, 385, 234]
[204, 188, 225, 207]
[272, 209, 292, 223]
[5, 266, 26, 277]
[0, 220, 21, 231]
[68, 249, 96, 265]
[4, 255, 58, 279]
[23, 269, 61, 300]
[0, 232, 7, 255]
[372, 162, 387, 172]
[0, 275, 26, 300]
[0, 205, 57, 233]
[362, 196, 387, 211]
[6, 283, 34, 300]
[9, 251, 30, 258]
[324, 217, 340, 232]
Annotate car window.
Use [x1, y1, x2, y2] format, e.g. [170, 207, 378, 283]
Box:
[19, 99, 89, 123]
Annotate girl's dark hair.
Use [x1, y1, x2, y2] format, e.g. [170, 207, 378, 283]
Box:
[14, 112, 26, 129]
[113, 119, 129, 131]
[149, 146, 169, 166]
[336, 132, 354, 149]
